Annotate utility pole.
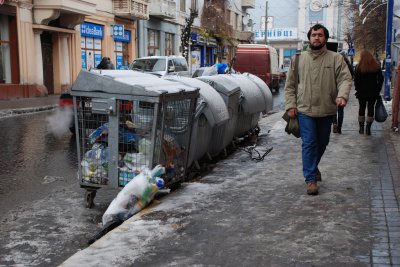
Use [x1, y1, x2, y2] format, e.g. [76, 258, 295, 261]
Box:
[264, 1, 268, 44]
[384, 0, 394, 100]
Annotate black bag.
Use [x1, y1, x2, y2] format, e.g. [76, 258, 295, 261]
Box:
[282, 112, 301, 138]
[374, 96, 388, 123]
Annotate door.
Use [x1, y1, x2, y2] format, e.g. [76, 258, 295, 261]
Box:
[41, 31, 54, 94]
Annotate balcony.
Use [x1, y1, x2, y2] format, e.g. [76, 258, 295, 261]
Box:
[149, 0, 176, 19]
[34, 0, 97, 16]
[114, 0, 150, 20]
[33, 0, 97, 26]
[241, 0, 255, 9]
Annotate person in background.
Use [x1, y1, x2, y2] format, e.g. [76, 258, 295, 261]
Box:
[284, 24, 352, 195]
[97, 57, 115, 70]
[216, 57, 228, 74]
[332, 50, 354, 134]
[354, 50, 384, 135]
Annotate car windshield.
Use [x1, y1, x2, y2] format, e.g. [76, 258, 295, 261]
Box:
[130, 59, 166, 72]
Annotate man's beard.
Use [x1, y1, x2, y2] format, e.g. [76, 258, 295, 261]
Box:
[309, 42, 325, 50]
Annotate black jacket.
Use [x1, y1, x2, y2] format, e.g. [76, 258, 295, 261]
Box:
[354, 67, 383, 99]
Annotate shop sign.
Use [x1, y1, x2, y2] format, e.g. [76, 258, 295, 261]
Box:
[113, 25, 124, 37]
[80, 22, 104, 38]
[254, 27, 298, 41]
[114, 30, 131, 43]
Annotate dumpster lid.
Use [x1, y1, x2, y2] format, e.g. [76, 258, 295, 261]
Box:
[228, 74, 268, 114]
[165, 76, 229, 127]
[196, 75, 240, 96]
[71, 70, 198, 96]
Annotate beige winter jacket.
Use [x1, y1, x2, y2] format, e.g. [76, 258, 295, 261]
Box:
[284, 46, 353, 117]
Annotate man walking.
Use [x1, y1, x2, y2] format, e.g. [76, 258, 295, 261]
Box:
[284, 24, 352, 195]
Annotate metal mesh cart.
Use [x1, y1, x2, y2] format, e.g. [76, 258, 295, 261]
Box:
[71, 70, 199, 207]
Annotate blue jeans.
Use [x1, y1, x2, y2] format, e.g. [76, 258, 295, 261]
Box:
[298, 113, 334, 183]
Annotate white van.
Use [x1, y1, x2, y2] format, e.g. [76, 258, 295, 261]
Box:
[130, 56, 190, 77]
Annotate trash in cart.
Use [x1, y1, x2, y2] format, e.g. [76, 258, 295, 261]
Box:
[70, 70, 199, 208]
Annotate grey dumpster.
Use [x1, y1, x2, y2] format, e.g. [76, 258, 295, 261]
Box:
[243, 73, 273, 115]
[71, 70, 199, 207]
[196, 75, 241, 149]
[165, 76, 229, 167]
[224, 74, 271, 137]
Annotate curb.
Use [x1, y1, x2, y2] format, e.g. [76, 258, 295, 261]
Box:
[0, 104, 58, 119]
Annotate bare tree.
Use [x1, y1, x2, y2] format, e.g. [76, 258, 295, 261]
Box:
[339, 0, 386, 58]
[181, 8, 198, 61]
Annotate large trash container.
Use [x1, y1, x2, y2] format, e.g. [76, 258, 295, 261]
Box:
[164, 76, 229, 167]
[243, 73, 273, 115]
[196, 75, 241, 149]
[224, 74, 272, 137]
[71, 70, 199, 207]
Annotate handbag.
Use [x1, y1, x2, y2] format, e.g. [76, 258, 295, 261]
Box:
[374, 96, 388, 123]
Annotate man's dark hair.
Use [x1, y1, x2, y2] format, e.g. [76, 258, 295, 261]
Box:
[307, 24, 329, 40]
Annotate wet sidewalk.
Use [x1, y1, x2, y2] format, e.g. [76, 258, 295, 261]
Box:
[1, 94, 399, 266]
[58, 93, 400, 267]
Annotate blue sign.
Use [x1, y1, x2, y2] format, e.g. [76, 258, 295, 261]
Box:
[113, 25, 124, 37]
[348, 48, 355, 57]
[116, 54, 123, 70]
[80, 22, 104, 38]
[94, 52, 102, 68]
[114, 30, 131, 43]
[81, 51, 86, 69]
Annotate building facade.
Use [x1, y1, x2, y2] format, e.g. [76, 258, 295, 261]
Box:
[248, 0, 343, 67]
[0, 0, 254, 99]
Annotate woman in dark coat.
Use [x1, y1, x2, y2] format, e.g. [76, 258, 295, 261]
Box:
[354, 50, 384, 135]
[97, 57, 115, 70]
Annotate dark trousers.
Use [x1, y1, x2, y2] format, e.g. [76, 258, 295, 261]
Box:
[332, 106, 344, 127]
[358, 97, 377, 117]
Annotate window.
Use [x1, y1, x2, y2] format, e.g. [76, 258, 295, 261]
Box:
[180, 0, 186, 12]
[165, 33, 174, 56]
[172, 58, 188, 71]
[115, 41, 130, 70]
[81, 36, 102, 70]
[147, 29, 160, 56]
[0, 14, 18, 84]
[225, 10, 231, 25]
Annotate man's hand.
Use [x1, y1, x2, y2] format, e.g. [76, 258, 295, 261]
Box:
[287, 108, 298, 118]
[336, 97, 347, 107]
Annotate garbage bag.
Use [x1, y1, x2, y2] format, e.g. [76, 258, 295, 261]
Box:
[375, 96, 388, 123]
[102, 165, 165, 226]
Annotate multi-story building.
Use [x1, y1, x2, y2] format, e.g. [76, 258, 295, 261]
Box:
[248, 0, 343, 67]
[0, 0, 253, 99]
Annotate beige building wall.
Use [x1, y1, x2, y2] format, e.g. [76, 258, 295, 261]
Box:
[0, 0, 137, 98]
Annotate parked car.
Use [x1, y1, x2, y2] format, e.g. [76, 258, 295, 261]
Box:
[129, 56, 191, 77]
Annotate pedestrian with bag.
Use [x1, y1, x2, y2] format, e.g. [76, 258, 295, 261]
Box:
[284, 24, 353, 195]
[354, 50, 384, 135]
[332, 50, 354, 134]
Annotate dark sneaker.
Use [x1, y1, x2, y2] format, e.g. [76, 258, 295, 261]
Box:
[306, 182, 319, 195]
[316, 169, 321, 182]
[337, 127, 342, 134]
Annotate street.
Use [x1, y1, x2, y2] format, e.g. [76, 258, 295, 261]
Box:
[0, 110, 118, 266]
[0, 89, 284, 266]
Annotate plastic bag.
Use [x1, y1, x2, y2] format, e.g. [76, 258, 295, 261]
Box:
[102, 165, 165, 226]
[375, 96, 388, 123]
